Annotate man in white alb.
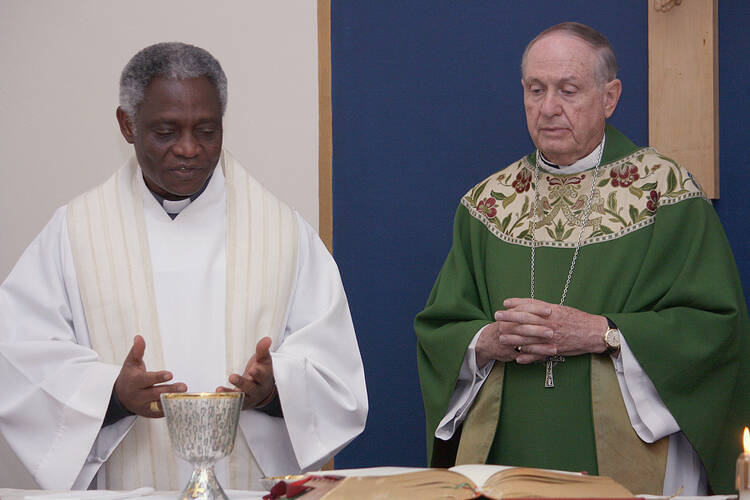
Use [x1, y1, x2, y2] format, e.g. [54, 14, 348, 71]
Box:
[0, 42, 368, 491]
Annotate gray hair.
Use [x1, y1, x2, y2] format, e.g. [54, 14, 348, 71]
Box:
[521, 22, 618, 86]
[119, 42, 228, 119]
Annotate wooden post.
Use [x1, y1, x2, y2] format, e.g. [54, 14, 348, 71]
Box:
[318, 0, 334, 251]
[318, 0, 335, 470]
[648, 0, 719, 198]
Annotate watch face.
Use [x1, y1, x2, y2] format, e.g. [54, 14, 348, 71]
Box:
[606, 329, 621, 348]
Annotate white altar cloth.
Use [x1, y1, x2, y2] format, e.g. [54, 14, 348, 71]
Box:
[1, 467, 739, 500]
[0, 490, 266, 500]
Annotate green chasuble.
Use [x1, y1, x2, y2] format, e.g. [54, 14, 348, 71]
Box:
[415, 125, 750, 493]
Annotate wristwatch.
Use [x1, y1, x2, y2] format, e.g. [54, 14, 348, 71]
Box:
[603, 317, 621, 356]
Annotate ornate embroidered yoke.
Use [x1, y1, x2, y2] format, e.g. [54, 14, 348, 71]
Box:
[462, 146, 706, 248]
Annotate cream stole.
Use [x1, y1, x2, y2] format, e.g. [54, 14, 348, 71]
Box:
[66, 150, 299, 489]
[455, 357, 669, 494]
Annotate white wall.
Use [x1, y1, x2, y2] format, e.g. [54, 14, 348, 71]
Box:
[0, 0, 320, 281]
[0, 0, 319, 488]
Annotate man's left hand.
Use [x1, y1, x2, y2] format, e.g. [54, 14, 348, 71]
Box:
[498, 298, 608, 363]
[217, 336, 276, 409]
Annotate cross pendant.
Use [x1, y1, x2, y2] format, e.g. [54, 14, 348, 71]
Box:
[544, 355, 566, 388]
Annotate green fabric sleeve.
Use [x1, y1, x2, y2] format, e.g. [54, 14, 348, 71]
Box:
[607, 198, 750, 493]
[415, 205, 493, 463]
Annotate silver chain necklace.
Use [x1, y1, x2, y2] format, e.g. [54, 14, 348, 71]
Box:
[530, 141, 604, 388]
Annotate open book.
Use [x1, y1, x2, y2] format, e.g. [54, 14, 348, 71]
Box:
[281, 465, 635, 499]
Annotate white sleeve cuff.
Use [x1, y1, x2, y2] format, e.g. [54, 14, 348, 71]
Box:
[613, 334, 680, 443]
[435, 325, 494, 440]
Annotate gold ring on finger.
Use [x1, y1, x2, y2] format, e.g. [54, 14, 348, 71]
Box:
[150, 401, 160, 413]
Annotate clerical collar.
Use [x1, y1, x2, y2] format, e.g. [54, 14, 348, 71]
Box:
[537, 135, 606, 175]
[148, 173, 213, 219]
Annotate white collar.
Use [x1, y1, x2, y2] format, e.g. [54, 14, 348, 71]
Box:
[538, 134, 606, 175]
[162, 197, 191, 215]
[136, 159, 225, 220]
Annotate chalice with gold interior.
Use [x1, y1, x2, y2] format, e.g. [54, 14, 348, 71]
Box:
[161, 392, 244, 500]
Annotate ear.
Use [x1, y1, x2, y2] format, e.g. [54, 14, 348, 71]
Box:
[602, 79, 622, 119]
[116, 107, 136, 144]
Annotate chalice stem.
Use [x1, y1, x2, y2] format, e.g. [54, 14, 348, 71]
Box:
[181, 465, 229, 500]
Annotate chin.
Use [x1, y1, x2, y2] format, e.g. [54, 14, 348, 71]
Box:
[175, 184, 206, 198]
[164, 171, 213, 196]
[537, 145, 568, 158]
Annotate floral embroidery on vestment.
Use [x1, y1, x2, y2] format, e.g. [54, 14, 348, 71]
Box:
[462, 148, 707, 248]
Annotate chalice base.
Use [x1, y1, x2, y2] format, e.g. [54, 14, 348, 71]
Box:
[179, 465, 229, 500]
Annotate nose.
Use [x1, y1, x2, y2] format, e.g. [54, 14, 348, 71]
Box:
[172, 131, 200, 158]
[540, 92, 562, 117]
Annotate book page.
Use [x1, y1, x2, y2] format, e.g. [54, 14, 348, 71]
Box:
[299, 466, 633, 499]
[481, 467, 634, 498]
[449, 464, 516, 488]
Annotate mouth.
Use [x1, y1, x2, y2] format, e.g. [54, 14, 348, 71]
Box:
[170, 165, 206, 173]
[168, 165, 207, 181]
[538, 127, 570, 137]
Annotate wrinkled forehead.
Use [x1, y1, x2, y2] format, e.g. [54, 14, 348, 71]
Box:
[145, 75, 219, 98]
[522, 33, 599, 81]
[138, 77, 223, 120]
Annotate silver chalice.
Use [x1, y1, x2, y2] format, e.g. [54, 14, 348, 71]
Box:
[161, 392, 244, 500]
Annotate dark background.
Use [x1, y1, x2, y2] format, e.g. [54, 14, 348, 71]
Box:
[331, 2, 749, 468]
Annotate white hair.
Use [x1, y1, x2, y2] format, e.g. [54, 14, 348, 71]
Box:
[521, 22, 618, 86]
[119, 42, 228, 119]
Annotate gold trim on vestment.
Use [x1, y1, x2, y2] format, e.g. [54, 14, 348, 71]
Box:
[456, 356, 668, 494]
[591, 354, 668, 494]
[455, 362, 504, 465]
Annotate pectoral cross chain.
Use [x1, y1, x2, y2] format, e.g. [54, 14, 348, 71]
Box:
[544, 355, 565, 388]
[530, 145, 605, 389]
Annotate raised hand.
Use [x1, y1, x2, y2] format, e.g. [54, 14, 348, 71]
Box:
[114, 335, 187, 417]
[217, 336, 276, 409]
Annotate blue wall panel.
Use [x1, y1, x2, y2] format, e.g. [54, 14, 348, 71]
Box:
[716, 2, 750, 301]
[331, 1, 748, 469]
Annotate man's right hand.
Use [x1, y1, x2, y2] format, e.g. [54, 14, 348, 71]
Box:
[114, 335, 187, 418]
[475, 310, 558, 368]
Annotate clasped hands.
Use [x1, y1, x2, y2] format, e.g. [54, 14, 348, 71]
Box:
[114, 334, 276, 418]
[475, 298, 609, 368]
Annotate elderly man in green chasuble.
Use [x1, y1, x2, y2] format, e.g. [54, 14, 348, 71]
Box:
[415, 22, 750, 495]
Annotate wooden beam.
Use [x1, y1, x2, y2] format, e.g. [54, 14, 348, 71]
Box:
[648, 0, 719, 198]
[318, 0, 334, 250]
[317, 0, 335, 470]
